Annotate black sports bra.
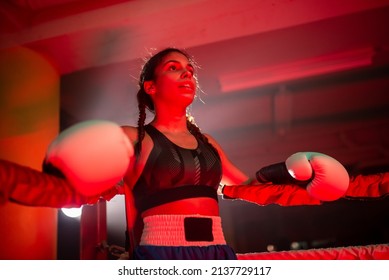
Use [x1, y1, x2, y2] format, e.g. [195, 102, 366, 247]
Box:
[133, 125, 222, 211]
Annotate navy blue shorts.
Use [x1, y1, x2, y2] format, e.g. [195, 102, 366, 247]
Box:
[133, 245, 237, 260]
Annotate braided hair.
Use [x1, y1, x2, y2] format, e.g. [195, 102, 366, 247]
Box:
[135, 48, 220, 160]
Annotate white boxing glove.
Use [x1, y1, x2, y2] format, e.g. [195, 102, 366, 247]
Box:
[44, 120, 133, 197]
[285, 152, 349, 201]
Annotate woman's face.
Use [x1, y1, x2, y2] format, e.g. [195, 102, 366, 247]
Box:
[146, 51, 197, 108]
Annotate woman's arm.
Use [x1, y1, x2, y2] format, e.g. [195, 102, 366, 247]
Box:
[1, 120, 132, 207]
[1, 159, 118, 208]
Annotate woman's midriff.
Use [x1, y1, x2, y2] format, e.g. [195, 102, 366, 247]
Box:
[141, 197, 219, 218]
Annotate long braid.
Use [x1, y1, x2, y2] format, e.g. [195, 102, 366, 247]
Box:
[135, 92, 147, 158]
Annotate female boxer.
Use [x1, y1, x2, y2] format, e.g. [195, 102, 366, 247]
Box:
[120, 48, 250, 259]
[0, 48, 350, 260]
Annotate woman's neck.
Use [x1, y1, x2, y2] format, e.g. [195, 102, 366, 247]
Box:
[151, 114, 188, 133]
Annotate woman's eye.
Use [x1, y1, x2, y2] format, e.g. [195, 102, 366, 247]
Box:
[168, 65, 177, 71]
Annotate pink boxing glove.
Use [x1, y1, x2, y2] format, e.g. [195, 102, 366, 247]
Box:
[256, 152, 349, 201]
[43, 120, 133, 197]
[285, 152, 349, 201]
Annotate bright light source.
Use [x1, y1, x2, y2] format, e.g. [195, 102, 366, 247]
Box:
[290, 241, 300, 250]
[267, 244, 276, 252]
[61, 207, 82, 218]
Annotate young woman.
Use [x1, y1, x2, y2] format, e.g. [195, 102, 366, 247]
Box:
[120, 48, 253, 259]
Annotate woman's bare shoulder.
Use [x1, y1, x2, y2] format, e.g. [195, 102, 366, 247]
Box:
[121, 125, 138, 143]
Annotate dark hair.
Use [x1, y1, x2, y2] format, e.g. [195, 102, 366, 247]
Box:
[134, 47, 219, 160]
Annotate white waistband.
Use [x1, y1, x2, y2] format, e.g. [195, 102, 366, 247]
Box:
[140, 214, 227, 247]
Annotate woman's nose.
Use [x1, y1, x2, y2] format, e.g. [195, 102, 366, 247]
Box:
[181, 69, 193, 79]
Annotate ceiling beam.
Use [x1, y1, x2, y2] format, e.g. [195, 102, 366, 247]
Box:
[2, 0, 388, 73]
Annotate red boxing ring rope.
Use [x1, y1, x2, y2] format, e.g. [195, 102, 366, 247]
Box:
[237, 243, 389, 260]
